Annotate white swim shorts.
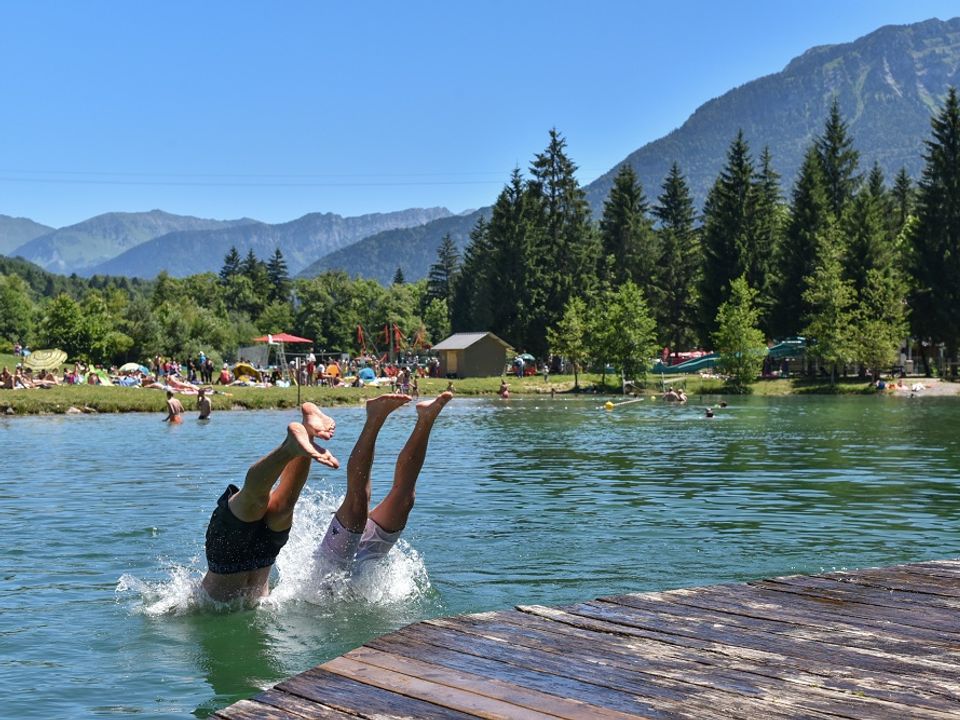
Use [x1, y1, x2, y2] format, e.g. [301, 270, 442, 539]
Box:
[317, 514, 403, 568]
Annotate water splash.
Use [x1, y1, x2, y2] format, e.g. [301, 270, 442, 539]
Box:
[116, 486, 433, 616]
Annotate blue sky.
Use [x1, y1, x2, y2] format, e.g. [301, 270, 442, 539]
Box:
[1, 1, 958, 228]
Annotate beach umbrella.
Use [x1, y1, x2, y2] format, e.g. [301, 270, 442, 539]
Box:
[23, 348, 67, 371]
[516, 353, 536, 362]
[233, 362, 261, 380]
[252, 333, 313, 344]
[119, 362, 148, 374]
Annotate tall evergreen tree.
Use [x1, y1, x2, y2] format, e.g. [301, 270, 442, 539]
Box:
[844, 178, 894, 295]
[392, 267, 406, 285]
[266, 247, 290, 303]
[598, 164, 657, 291]
[699, 131, 755, 344]
[484, 168, 536, 346]
[450, 216, 492, 332]
[525, 129, 598, 356]
[219, 246, 241, 284]
[772, 145, 832, 339]
[892, 167, 914, 233]
[815, 97, 861, 219]
[745, 146, 784, 333]
[651, 163, 700, 355]
[802, 232, 857, 383]
[427, 233, 461, 307]
[908, 87, 960, 369]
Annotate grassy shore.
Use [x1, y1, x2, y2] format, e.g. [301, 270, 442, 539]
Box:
[1, 367, 932, 416]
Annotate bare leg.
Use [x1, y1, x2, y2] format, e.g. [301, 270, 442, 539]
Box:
[336, 394, 410, 532]
[229, 422, 339, 523]
[369, 392, 452, 533]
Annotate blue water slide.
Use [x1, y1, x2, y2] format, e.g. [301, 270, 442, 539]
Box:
[651, 352, 720, 375]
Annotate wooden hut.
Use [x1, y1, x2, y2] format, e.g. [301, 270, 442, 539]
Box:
[431, 332, 511, 378]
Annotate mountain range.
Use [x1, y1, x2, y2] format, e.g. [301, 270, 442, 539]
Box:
[0, 214, 53, 255]
[2, 17, 959, 284]
[88, 207, 453, 277]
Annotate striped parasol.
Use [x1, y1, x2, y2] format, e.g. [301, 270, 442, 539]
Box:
[23, 348, 67, 371]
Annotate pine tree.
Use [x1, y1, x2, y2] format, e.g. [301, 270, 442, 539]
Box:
[772, 145, 832, 339]
[651, 163, 700, 356]
[745, 146, 784, 333]
[844, 173, 895, 295]
[266, 247, 290, 303]
[240, 249, 270, 316]
[484, 168, 536, 347]
[392, 267, 406, 285]
[699, 131, 755, 344]
[219, 246, 241, 284]
[525, 129, 598, 356]
[815, 97, 861, 219]
[908, 86, 960, 368]
[854, 267, 908, 380]
[450, 216, 493, 332]
[426, 233, 461, 306]
[802, 232, 857, 383]
[892, 167, 914, 233]
[598, 164, 657, 291]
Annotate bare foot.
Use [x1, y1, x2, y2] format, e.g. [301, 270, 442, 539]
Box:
[284, 422, 340, 469]
[301, 402, 336, 439]
[416, 391, 453, 422]
[365, 393, 412, 422]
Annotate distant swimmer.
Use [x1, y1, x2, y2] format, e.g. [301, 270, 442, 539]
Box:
[663, 387, 682, 402]
[163, 390, 185, 423]
[499, 378, 510, 399]
[718, 400, 728, 408]
[197, 388, 212, 420]
[705, 407, 715, 418]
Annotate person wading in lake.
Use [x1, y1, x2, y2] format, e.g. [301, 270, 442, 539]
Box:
[197, 388, 212, 420]
[201, 393, 453, 602]
[163, 390, 185, 423]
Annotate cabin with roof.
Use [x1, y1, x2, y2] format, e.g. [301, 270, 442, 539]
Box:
[431, 332, 511, 378]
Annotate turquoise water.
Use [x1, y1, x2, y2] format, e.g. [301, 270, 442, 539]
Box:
[2, 395, 958, 718]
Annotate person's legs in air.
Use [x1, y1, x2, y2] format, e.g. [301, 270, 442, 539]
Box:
[317, 394, 410, 566]
[357, 391, 453, 562]
[203, 421, 339, 601]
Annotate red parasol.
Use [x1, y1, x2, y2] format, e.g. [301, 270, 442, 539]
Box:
[253, 333, 313, 344]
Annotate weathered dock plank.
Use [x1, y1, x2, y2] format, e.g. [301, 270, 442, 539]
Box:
[217, 559, 960, 719]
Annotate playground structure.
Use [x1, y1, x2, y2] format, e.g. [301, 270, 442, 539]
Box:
[356, 323, 431, 365]
[650, 337, 807, 375]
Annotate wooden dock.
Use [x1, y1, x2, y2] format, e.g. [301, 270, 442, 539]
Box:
[214, 559, 960, 719]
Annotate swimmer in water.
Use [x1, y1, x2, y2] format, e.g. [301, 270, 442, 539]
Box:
[202, 402, 339, 602]
[163, 390, 185, 423]
[197, 388, 212, 420]
[314, 392, 453, 572]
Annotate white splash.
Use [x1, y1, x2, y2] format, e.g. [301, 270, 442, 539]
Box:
[116, 486, 432, 616]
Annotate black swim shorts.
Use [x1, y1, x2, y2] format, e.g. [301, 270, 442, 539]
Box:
[204, 484, 290, 574]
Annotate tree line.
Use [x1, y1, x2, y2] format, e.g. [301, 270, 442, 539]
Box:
[2, 91, 960, 380]
[435, 91, 960, 379]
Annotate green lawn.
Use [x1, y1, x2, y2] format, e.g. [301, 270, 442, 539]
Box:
[0, 363, 886, 416]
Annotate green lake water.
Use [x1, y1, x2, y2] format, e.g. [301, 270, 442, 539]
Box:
[1, 395, 958, 718]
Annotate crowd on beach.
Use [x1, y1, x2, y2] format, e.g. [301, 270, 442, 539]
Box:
[1, 346, 440, 398]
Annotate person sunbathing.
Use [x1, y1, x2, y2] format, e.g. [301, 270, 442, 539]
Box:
[0, 367, 13, 389]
